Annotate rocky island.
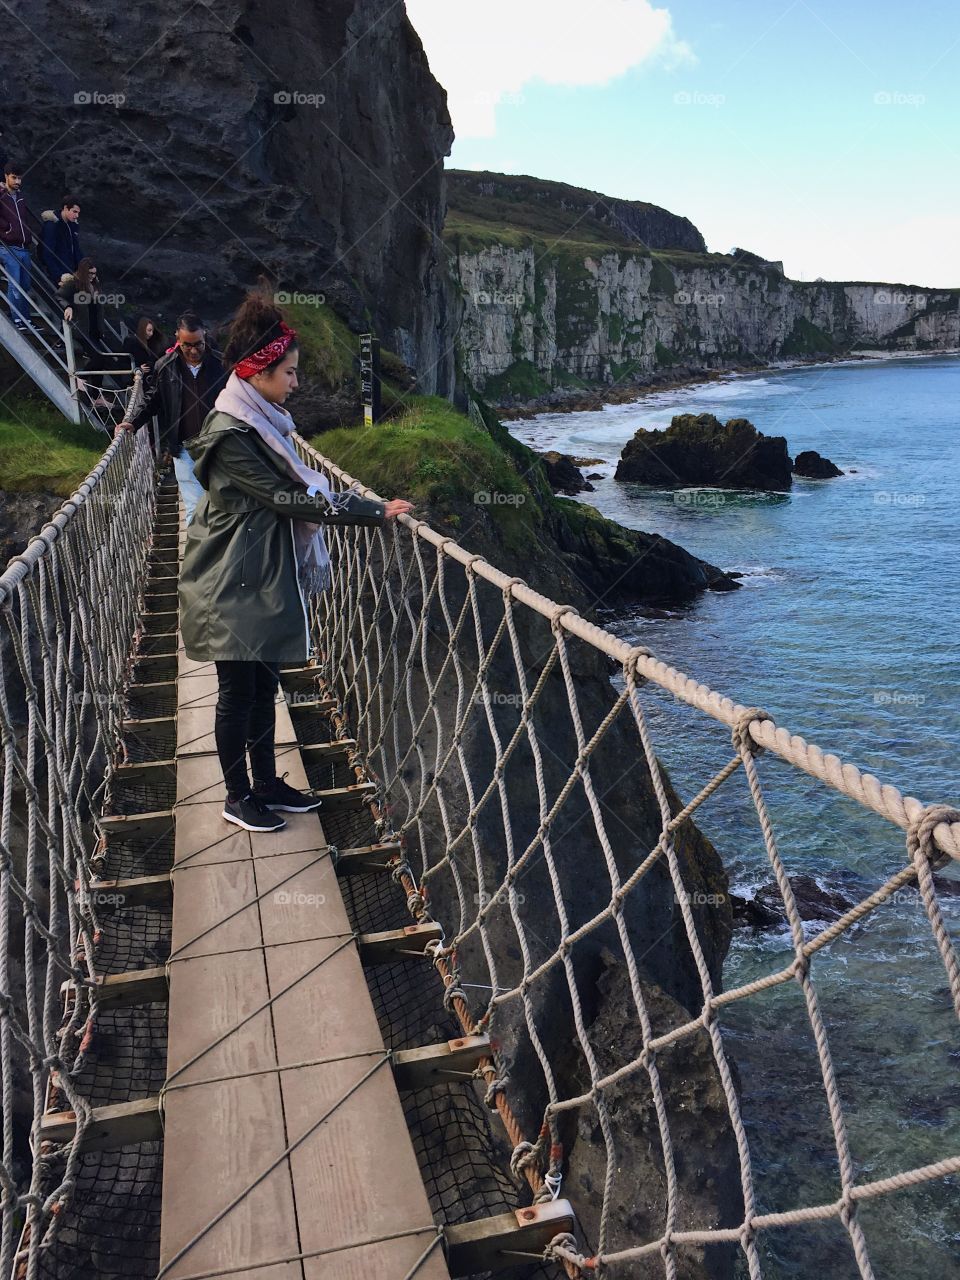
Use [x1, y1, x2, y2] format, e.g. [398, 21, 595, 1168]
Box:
[615, 412, 794, 490]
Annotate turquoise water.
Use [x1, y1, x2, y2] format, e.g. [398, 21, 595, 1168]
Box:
[510, 356, 960, 1277]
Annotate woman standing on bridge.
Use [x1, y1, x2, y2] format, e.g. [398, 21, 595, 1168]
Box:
[178, 292, 413, 833]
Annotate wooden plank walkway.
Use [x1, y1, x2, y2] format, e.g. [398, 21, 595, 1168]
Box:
[159, 647, 450, 1280]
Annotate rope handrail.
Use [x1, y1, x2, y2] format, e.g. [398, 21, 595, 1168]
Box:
[301, 444, 959, 863]
[294, 429, 960, 1278]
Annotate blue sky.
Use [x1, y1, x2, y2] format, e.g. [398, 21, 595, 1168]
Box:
[406, 0, 960, 286]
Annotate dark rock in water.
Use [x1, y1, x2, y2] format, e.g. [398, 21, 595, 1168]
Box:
[586, 472, 604, 480]
[793, 450, 843, 479]
[742, 874, 858, 928]
[539, 450, 594, 494]
[730, 892, 784, 928]
[615, 413, 793, 490]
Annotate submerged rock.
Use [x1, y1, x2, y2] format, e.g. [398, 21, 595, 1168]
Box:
[793, 450, 843, 479]
[735, 874, 858, 929]
[539, 450, 594, 495]
[615, 413, 793, 491]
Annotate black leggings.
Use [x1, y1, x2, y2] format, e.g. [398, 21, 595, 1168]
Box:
[214, 660, 280, 799]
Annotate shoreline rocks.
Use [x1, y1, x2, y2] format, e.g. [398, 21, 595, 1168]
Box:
[538, 450, 594, 496]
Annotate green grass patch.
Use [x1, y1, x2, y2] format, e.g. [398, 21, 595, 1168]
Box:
[780, 316, 837, 357]
[655, 340, 680, 367]
[314, 395, 540, 549]
[484, 359, 551, 402]
[650, 257, 677, 295]
[285, 301, 360, 390]
[0, 395, 106, 494]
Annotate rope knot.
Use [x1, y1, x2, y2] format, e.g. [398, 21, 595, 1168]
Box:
[390, 859, 414, 886]
[791, 953, 811, 982]
[549, 604, 579, 633]
[731, 707, 770, 758]
[483, 1072, 509, 1109]
[543, 1232, 588, 1272]
[906, 804, 960, 867]
[623, 645, 652, 683]
[509, 1139, 540, 1180]
[501, 576, 526, 600]
[442, 969, 468, 1014]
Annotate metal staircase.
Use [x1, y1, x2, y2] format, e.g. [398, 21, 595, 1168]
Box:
[0, 258, 136, 431]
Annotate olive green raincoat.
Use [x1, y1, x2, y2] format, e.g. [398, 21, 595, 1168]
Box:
[177, 411, 384, 663]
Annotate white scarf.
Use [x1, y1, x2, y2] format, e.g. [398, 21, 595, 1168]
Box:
[214, 372, 350, 595]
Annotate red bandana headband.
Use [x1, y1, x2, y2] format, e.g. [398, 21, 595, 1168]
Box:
[234, 322, 297, 379]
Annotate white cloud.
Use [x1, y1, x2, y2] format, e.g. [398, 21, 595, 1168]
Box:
[406, 0, 693, 138]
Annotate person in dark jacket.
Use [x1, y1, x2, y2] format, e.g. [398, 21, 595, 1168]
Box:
[117, 312, 228, 522]
[0, 160, 39, 328]
[59, 258, 111, 407]
[123, 315, 165, 373]
[178, 291, 413, 833]
[39, 196, 82, 283]
[59, 258, 114, 407]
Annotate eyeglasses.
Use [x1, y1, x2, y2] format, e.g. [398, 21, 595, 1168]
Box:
[179, 340, 205, 351]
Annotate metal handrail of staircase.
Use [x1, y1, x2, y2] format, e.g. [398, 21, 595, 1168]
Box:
[0, 260, 134, 431]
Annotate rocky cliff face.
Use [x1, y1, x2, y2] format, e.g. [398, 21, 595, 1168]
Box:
[2, 0, 455, 394]
[449, 238, 960, 403]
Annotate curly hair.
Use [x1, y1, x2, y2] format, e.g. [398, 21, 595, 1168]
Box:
[222, 289, 298, 373]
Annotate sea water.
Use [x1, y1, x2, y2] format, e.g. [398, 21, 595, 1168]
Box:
[509, 355, 960, 1277]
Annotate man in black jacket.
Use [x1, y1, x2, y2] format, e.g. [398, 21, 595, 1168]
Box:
[39, 196, 83, 283]
[117, 312, 227, 523]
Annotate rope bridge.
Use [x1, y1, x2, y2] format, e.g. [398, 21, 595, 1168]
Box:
[294, 431, 960, 1278]
[0, 431, 158, 1276]
[0, 421, 956, 1279]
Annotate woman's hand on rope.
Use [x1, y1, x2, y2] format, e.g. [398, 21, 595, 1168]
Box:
[384, 498, 415, 520]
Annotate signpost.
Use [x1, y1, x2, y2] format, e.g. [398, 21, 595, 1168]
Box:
[359, 333, 381, 425]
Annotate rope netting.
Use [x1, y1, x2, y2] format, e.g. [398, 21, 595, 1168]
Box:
[294, 433, 960, 1278]
[0, 431, 158, 1278]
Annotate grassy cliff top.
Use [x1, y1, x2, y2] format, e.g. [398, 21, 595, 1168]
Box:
[444, 168, 706, 257]
[313, 395, 540, 549]
[446, 172, 645, 250]
[0, 394, 106, 494]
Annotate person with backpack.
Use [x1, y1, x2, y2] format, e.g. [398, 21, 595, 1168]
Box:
[177, 291, 413, 833]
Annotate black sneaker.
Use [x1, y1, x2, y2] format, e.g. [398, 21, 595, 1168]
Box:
[254, 773, 324, 813]
[222, 792, 287, 832]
